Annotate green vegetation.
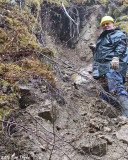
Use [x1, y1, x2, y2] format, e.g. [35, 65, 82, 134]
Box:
[115, 16, 128, 38]
[46, 0, 69, 6]
[0, 0, 55, 121]
[0, 3, 41, 54]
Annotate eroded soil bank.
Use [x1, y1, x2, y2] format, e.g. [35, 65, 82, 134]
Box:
[1, 0, 128, 160]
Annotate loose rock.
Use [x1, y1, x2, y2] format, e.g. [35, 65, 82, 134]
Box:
[80, 138, 107, 156]
[116, 125, 128, 144]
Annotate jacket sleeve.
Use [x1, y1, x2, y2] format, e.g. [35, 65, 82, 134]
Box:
[112, 33, 127, 58]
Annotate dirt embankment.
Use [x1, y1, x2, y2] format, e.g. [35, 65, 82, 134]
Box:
[1, 1, 128, 160]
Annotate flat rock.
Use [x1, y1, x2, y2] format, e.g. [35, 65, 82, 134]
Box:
[38, 109, 53, 122]
[98, 135, 113, 145]
[103, 127, 112, 132]
[80, 137, 107, 156]
[18, 85, 36, 108]
[71, 65, 92, 85]
[116, 125, 128, 144]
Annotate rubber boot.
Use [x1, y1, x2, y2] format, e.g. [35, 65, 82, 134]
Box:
[118, 95, 128, 117]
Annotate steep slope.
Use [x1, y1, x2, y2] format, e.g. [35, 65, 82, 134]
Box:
[1, 0, 128, 160]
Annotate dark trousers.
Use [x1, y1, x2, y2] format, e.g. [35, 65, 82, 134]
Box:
[99, 70, 128, 105]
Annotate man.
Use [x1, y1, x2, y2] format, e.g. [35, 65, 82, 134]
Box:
[92, 16, 128, 117]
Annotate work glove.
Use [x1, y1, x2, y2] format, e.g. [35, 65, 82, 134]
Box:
[110, 57, 119, 70]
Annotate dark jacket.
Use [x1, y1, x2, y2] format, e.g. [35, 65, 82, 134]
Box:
[93, 27, 127, 79]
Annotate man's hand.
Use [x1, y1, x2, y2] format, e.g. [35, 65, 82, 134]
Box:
[110, 57, 119, 70]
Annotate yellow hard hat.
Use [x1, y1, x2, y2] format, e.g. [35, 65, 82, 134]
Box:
[100, 16, 115, 26]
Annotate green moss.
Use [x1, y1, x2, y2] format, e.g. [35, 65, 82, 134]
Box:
[116, 16, 128, 22]
[123, 0, 128, 5]
[4, 16, 13, 29]
[113, 9, 121, 19]
[0, 29, 8, 43]
[0, 106, 9, 120]
[26, 0, 42, 6]
[95, 0, 108, 2]
[46, 0, 69, 6]
[116, 21, 128, 39]
[0, 92, 19, 120]
[0, 80, 10, 87]
[0, 1, 43, 54]
[45, 0, 108, 5]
